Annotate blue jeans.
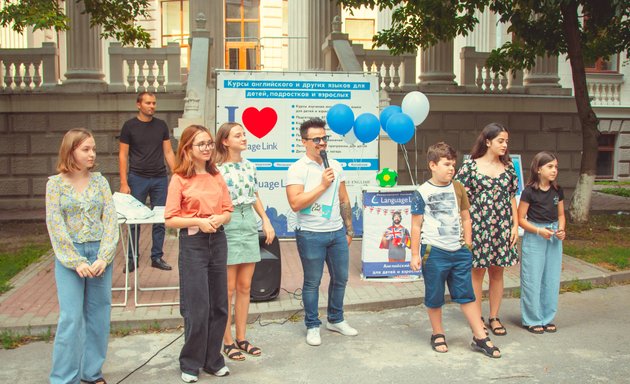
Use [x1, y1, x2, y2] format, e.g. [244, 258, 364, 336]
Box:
[520, 221, 563, 326]
[127, 172, 168, 261]
[50, 241, 113, 384]
[295, 228, 349, 329]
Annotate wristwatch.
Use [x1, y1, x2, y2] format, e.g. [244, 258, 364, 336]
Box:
[346, 230, 354, 237]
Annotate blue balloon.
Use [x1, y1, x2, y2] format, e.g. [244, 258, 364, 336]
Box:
[326, 104, 354, 135]
[386, 113, 416, 144]
[353, 113, 380, 144]
[379, 105, 402, 132]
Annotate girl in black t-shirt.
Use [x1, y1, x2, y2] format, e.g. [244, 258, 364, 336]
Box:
[517, 151, 566, 335]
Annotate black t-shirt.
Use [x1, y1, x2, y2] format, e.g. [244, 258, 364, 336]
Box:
[520, 185, 564, 223]
[119, 117, 170, 177]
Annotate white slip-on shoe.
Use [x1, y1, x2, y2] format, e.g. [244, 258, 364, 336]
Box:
[326, 320, 358, 336]
[181, 372, 198, 383]
[212, 366, 230, 377]
[306, 327, 322, 346]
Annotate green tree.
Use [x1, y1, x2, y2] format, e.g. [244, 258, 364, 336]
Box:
[339, 0, 630, 223]
[0, 0, 152, 48]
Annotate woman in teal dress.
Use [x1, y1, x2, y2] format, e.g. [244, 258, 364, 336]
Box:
[455, 123, 519, 337]
[215, 122, 275, 361]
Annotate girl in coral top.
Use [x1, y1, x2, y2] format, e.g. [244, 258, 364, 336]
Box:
[165, 125, 234, 383]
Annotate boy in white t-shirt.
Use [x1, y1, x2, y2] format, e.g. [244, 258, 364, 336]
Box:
[410, 142, 501, 358]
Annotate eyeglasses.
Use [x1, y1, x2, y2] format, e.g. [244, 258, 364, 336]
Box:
[303, 135, 330, 144]
[194, 141, 215, 150]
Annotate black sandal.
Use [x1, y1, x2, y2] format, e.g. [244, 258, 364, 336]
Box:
[481, 317, 489, 336]
[223, 343, 245, 361]
[471, 336, 501, 358]
[543, 323, 557, 333]
[430, 333, 448, 353]
[83, 380, 107, 384]
[488, 317, 507, 336]
[523, 325, 544, 334]
[236, 339, 262, 356]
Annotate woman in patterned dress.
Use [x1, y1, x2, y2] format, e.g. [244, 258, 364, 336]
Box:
[215, 122, 275, 360]
[455, 123, 519, 336]
[46, 128, 118, 384]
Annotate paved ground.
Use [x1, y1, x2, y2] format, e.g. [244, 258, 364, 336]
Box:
[2, 284, 630, 383]
[0, 189, 628, 335]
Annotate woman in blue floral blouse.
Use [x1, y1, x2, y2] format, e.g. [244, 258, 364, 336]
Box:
[46, 128, 119, 384]
[215, 122, 275, 361]
[455, 123, 519, 337]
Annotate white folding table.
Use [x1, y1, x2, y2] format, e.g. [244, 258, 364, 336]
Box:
[116, 207, 179, 307]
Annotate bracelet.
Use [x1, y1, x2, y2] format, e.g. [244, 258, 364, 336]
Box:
[536, 228, 540, 236]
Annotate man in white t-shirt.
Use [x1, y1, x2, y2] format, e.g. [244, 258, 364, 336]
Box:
[286, 117, 358, 346]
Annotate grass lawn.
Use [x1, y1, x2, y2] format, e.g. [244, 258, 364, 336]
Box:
[564, 214, 630, 271]
[0, 221, 51, 294]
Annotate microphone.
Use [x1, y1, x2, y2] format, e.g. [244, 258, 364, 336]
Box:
[320, 150, 330, 168]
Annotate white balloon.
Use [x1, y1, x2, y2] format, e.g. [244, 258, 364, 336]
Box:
[343, 129, 358, 145]
[401, 91, 430, 126]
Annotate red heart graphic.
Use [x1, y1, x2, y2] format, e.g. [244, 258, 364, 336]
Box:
[241, 107, 278, 139]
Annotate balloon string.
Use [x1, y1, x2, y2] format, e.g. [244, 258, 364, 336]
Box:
[414, 130, 419, 184]
[400, 144, 416, 186]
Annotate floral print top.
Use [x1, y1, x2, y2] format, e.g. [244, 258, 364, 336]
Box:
[45, 172, 119, 269]
[218, 159, 258, 206]
[455, 159, 519, 267]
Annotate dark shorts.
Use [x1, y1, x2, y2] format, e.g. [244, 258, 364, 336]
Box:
[421, 244, 475, 308]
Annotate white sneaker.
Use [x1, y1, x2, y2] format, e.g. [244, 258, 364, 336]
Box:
[181, 372, 198, 383]
[306, 327, 322, 346]
[212, 366, 230, 377]
[326, 320, 358, 336]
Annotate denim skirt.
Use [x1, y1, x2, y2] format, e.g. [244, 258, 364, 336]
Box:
[224, 203, 260, 265]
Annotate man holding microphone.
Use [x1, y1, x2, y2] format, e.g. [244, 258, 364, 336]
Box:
[286, 117, 357, 346]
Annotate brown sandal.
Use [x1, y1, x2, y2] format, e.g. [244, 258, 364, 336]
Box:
[223, 343, 245, 361]
[488, 317, 507, 336]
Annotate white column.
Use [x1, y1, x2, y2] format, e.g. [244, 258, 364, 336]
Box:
[289, 1, 339, 70]
[288, 0, 310, 70]
[465, 10, 494, 52]
[419, 40, 456, 85]
[63, 0, 105, 87]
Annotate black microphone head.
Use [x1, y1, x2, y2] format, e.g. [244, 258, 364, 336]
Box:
[320, 150, 330, 168]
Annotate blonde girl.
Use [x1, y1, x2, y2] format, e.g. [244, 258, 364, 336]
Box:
[46, 128, 118, 384]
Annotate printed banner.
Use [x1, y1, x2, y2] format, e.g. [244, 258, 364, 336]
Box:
[216, 71, 380, 237]
[361, 186, 422, 279]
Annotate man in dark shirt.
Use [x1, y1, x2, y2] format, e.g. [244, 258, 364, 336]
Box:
[119, 92, 176, 272]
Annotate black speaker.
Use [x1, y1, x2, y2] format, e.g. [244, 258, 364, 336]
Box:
[250, 231, 282, 302]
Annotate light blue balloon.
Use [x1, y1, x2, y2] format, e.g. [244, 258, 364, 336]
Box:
[379, 105, 402, 132]
[386, 113, 416, 144]
[326, 104, 355, 135]
[353, 113, 380, 144]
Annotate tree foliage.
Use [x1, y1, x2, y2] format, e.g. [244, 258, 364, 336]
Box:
[338, 0, 630, 223]
[0, 0, 152, 48]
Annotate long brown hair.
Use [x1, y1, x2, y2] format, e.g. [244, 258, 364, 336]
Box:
[56, 128, 95, 173]
[214, 122, 242, 164]
[173, 125, 219, 177]
[470, 123, 511, 165]
[526, 151, 559, 190]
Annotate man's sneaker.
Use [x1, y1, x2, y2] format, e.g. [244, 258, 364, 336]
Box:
[306, 327, 322, 346]
[181, 372, 198, 383]
[326, 320, 358, 336]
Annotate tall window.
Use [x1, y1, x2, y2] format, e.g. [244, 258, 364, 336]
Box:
[345, 18, 375, 49]
[225, 0, 260, 70]
[597, 133, 616, 179]
[161, 0, 190, 68]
